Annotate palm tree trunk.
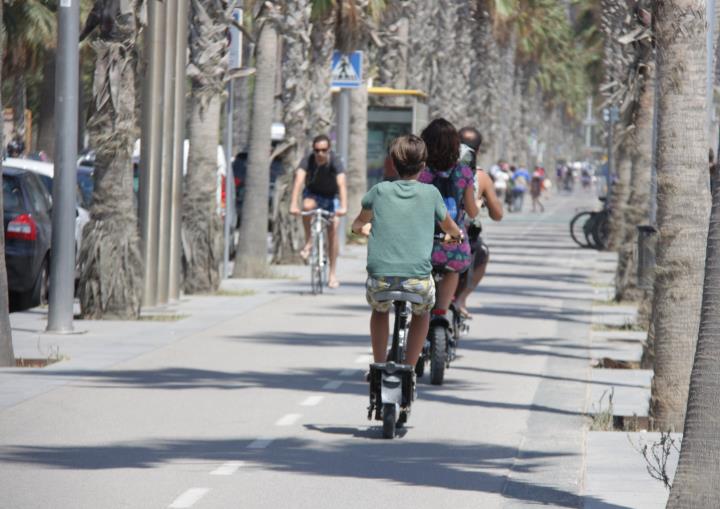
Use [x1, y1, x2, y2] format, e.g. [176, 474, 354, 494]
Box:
[234, 19, 278, 276]
[650, 0, 710, 432]
[607, 143, 631, 250]
[666, 150, 720, 508]
[183, 0, 232, 292]
[0, 0, 15, 367]
[12, 73, 26, 141]
[37, 50, 56, 159]
[79, 12, 143, 319]
[616, 59, 656, 301]
[183, 96, 223, 292]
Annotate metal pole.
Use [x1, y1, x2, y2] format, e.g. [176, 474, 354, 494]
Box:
[156, 0, 178, 304]
[138, 0, 166, 308]
[336, 89, 351, 252]
[169, 0, 190, 301]
[47, 0, 79, 333]
[223, 80, 235, 279]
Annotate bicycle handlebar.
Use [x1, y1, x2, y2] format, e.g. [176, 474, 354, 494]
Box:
[301, 209, 335, 218]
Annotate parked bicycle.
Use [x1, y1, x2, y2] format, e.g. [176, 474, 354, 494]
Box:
[570, 197, 610, 250]
[301, 209, 334, 294]
[367, 290, 418, 439]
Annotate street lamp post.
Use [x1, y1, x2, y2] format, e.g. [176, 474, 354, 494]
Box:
[47, 0, 80, 333]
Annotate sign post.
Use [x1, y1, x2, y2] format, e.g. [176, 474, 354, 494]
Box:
[331, 51, 363, 252]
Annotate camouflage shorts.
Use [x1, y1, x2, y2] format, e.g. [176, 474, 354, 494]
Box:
[365, 276, 435, 315]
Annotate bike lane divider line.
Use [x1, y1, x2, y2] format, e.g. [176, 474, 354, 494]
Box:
[275, 413, 302, 426]
[210, 461, 244, 476]
[354, 355, 371, 364]
[247, 438, 274, 449]
[322, 380, 343, 390]
[168, 488, 210, 508]
[300, 395, 324, 406]
[339, 369, 357, 377]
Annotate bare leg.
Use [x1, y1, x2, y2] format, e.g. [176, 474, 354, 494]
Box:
[300, 197, 317, 255]
[405, 312, 430, 366]
[436, 272, 459, 311]
[455, 256, 488, 312]
[370, 310, 390, 362]
[328, 218, 340, 287]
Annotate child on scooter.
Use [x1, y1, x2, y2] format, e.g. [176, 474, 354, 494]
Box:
[352, 135, 463, 366]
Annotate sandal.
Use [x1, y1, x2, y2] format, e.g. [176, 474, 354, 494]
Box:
[328, 279, 340, 289]
[299, 245, 311, 261]
[458, 307, 472, 320]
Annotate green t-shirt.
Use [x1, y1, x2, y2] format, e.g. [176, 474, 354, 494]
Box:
[361, 180, 447, 278]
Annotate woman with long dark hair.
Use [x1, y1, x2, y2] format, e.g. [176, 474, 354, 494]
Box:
[419, 118, 479, 315]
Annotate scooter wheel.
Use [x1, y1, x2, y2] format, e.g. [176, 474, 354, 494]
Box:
[396, 410, 408, 428]
[429, 325, 447, 385]
[382, 403, 396, 439]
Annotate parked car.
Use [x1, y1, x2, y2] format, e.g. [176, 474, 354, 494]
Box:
[3, 167, 52, 310]
[5, 158, 91, 279]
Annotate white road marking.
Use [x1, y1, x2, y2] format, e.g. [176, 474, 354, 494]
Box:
[210, 461, 244, 476]
[300, 395, 324, 406]
[247, 438, 273, 449]
[169, 488, 209, 508]
[322, 380, 343, 390]
[354, 355, 371, 364]
[339, 369, 357, 377]
[275, 413, 302, 426]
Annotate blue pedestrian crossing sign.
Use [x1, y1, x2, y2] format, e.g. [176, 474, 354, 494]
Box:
[331, 51, 363, 88]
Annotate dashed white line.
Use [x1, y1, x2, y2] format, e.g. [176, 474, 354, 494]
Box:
[323, 380, 343, 390]
[300, 395, 324, 406]
[210, 461, 244, 476]
[169, 488, 209, 508]
[339, 369, 357, 377]
[247, 438, 273, 449]
[275, 413, 301, 426]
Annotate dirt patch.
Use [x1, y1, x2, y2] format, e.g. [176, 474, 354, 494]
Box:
[592, 357, 641, 369]
[15, 357, 62, 368]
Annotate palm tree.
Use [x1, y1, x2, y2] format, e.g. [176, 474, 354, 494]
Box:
[234, 4, 279, 276]
[649, 0, 710, 432]
[0, 0, 15, 367]
[77, 0, 144, 319]
[2, 0, 55, 143]
[666, 157, 720, 508]
[183, 0, 234, 293]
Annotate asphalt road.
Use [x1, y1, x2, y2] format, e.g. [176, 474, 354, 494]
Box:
[0, 190, 610, 509]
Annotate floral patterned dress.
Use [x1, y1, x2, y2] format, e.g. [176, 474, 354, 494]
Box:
[418, 164, 475, 273]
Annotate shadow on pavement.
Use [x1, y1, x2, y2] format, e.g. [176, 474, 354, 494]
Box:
[226, 331, 368, 347]
[468, 303, 591, 325]
[0, 436, 629, 508]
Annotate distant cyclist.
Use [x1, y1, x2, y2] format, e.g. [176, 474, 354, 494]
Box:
[290, 134, 348, 289]
[454, 127, 503, 318]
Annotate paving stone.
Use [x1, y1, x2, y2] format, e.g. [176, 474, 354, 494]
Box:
[589, 369, 651, 418]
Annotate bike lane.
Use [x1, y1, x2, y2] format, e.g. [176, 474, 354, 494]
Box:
[0, 193, 612, 508]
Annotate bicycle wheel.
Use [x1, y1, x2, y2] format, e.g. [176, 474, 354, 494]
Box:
[429, 325, 447, 385]
[314, 232, 324, 294]
[570, 211, 593, 248]
[382, 403, 396, 439]
[310, 235, 320, 294]
[321, 228, 329, 289]
[591, 211, 610, 250]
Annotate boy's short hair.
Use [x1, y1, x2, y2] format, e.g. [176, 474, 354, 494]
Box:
[389, 135, 427, 177]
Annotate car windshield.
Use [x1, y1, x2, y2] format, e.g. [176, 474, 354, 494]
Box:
[3, 175, 25, 213]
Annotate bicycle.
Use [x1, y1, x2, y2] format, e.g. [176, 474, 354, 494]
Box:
[367, 291, 418, 439]
[301, 209, 334, 294]
[569, 197, 609, 250]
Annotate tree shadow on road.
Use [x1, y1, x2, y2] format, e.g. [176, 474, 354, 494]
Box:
[0, 436, 630, 508]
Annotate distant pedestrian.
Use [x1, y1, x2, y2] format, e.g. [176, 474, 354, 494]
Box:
[511, 166, 530, 212]
[530, 166, 545, 213]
